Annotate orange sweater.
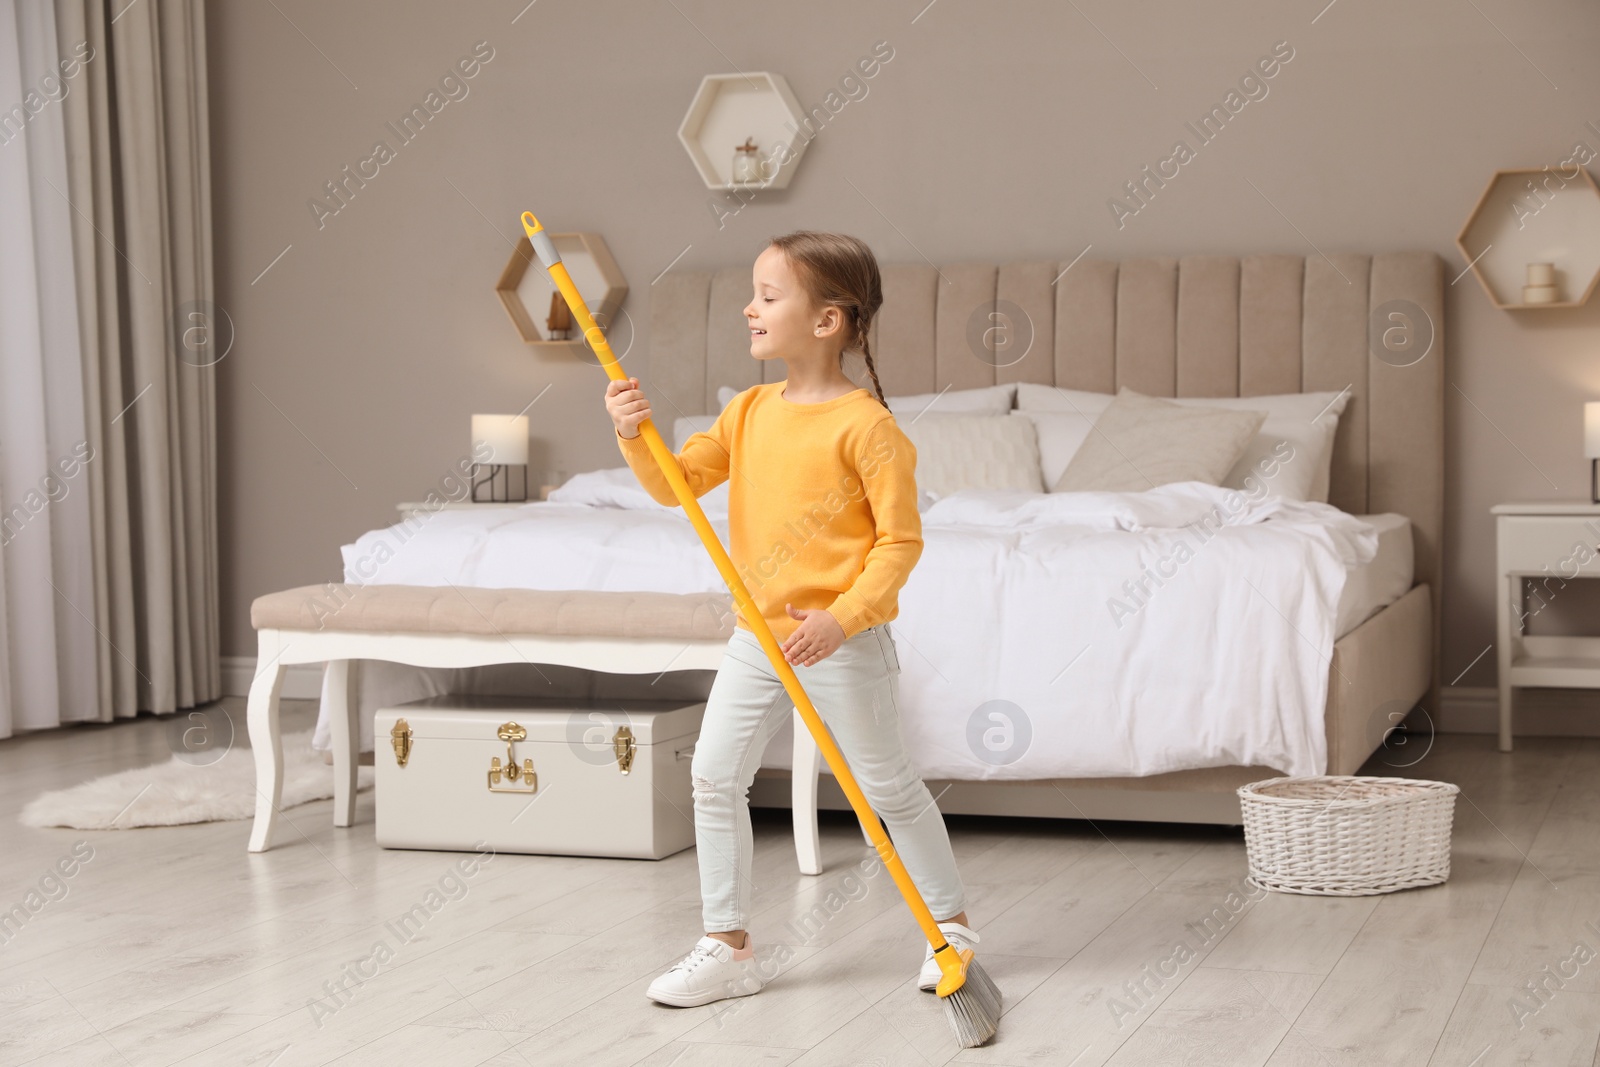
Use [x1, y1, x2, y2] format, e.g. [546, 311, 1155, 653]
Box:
[616, 381, 922, 644]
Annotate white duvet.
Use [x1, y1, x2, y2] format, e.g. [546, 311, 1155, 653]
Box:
[331, 470, 1378, 779]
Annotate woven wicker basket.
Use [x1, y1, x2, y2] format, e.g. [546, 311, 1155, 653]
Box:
[1237, 775, 1459, 896]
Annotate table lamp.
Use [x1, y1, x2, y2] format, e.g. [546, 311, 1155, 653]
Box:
[470, 414, 529, 503]
[1587, 403, 1600, 504]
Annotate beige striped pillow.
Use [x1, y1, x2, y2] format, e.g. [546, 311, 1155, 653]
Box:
[900, 413, 1045, 498]
[1054, 388, 1267, 493]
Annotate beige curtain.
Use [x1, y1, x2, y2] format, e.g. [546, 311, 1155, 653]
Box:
[49, 0, 218, 725]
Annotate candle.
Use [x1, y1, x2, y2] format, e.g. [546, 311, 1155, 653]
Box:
[1527, 262, 1556, 286]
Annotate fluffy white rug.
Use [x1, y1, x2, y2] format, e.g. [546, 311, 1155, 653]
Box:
[19, 729, 374, 830]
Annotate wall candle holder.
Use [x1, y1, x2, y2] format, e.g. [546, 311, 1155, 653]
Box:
[494, 232, 628, 346]
[1455, 166, 1600, 310]
[677, 72, 811, 190]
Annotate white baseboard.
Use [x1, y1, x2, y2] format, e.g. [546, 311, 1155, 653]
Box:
[220, 655, 325, 700]
[219, 658, 1600, 739]
[1437, 685, 1600, 737]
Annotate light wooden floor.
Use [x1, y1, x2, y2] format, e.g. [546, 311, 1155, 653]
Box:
[2, 695, 1598, 1067]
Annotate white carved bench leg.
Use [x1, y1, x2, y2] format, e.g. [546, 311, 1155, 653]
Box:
[791, 707, 823, 876]
[328, 658, 358, 828]
[247, 631, 288, 852]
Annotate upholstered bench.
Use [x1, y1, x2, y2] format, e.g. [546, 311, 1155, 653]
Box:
[244, 583, 740, 853]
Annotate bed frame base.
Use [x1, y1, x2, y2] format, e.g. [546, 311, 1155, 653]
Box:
[751, 772, 1250, 828]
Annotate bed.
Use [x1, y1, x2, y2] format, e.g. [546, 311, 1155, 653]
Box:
[307, 251, 1442, 835]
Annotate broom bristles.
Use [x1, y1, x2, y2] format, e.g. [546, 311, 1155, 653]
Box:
[939, 956, 1002, 1048]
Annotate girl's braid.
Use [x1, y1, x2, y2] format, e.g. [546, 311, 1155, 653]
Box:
[854, 307, 887, 409]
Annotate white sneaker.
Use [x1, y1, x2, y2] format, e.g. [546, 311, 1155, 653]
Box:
[918, 922, 980, 992]
[646, 935, 765, 1007]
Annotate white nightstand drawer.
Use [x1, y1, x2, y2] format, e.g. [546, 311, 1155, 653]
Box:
[1497, 515, 1600, 576]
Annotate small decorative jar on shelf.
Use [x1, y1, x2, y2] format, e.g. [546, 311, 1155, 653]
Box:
[1523, 262, 1562, 305]
[731, 137, 762, 184]
[546, 291, 573, 340]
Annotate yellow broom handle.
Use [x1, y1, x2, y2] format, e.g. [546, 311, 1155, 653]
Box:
[520, 211, 952, 958]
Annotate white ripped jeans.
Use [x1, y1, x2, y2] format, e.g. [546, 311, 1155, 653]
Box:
[689, 620, 968, 933]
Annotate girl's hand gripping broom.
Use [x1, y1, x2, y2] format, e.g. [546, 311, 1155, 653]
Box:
[518, 211, 1001, 1048]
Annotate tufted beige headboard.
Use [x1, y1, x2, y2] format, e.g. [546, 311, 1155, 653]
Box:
[648, 252, 1444, 704]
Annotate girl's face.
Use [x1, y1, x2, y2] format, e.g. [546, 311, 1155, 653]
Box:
[744, 245, 841, 362]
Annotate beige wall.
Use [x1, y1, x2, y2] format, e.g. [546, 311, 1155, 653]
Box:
[208, 0, 1600, 695]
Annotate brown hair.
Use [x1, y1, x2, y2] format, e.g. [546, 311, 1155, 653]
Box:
[767, 231, 887, 408]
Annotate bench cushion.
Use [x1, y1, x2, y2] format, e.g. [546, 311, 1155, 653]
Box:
[251, 584, 736, 640]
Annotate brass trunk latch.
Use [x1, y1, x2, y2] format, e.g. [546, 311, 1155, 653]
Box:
[390, 718, 413, 767]
[614, 725, 636, 775]
[488, 720, 538, 794]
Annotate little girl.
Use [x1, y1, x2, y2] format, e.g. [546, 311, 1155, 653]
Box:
[606, 231, 978, 1008]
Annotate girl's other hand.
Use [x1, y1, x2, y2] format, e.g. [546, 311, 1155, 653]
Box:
[605, 376, 650, 439]
[780, 603, 846, 665]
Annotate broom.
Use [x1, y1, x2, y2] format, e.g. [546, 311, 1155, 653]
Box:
[518, 211, 1001, 1047]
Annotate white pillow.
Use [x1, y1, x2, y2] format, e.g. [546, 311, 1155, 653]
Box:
[552, 467, 731, 517]
[672, 384, 742, 451]
[1163, 390, 1350, 503]
[1018, 382, 1349, 502]
[886, 382, 1016, 418]
[1015, 381, 1108, 413]
[1010, 384, 1117, 490]
[899, 413, 1044, 499]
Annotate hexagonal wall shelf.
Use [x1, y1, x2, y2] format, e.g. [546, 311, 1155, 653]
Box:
[1456, 166, 1600, 309]
[495, 232, 627, 346]
[678, 72, 810, 190]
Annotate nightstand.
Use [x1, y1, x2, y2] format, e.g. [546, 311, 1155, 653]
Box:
[1493, 501, 1600, 752]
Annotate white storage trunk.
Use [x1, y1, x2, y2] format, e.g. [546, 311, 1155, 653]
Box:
[373, 694, 705, 860]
